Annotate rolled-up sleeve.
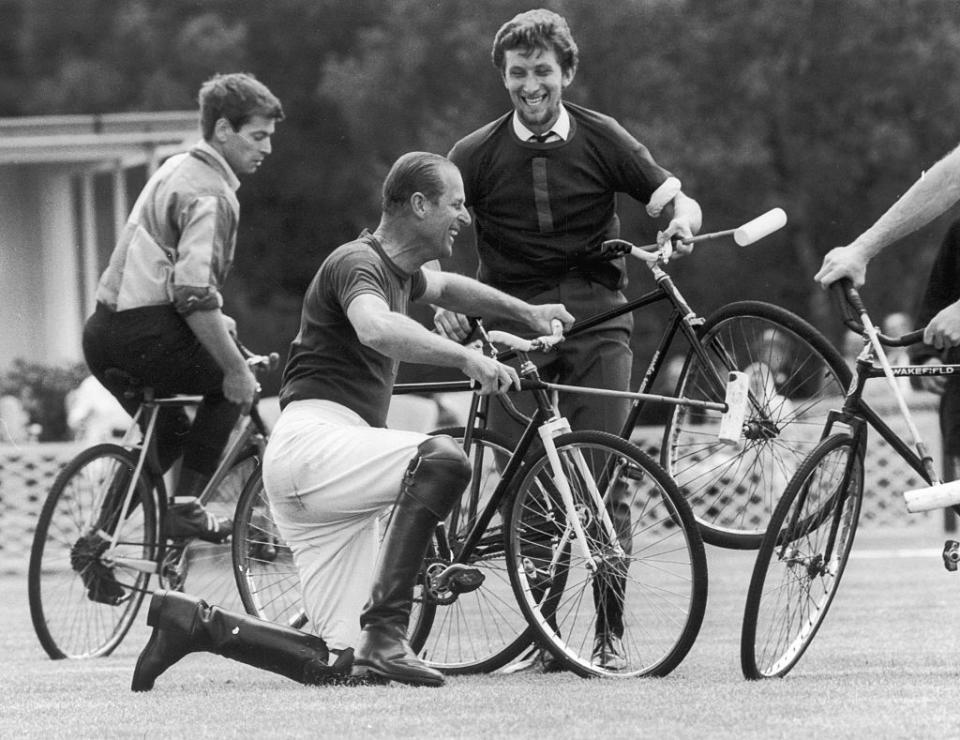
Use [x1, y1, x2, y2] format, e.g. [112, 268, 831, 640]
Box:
[172, 195, 237, 315]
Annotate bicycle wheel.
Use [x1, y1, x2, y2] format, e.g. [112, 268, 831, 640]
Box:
[233, 467, 427, 638]
[664, 300, 851, 549]
[741, 433, 863, 679]
[28, 443, 159, 659]
[232, 467, 307, 629]
[506, 431, 708, 678]
[174, 449, 260, 612]
[408, 427, 535, 674]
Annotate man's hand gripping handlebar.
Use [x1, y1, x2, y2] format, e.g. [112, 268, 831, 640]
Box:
[484, 318, 566, 355]
[460, 319, 564, 395]
[238, 344, 281, 411]
[591, 207, 789, 265]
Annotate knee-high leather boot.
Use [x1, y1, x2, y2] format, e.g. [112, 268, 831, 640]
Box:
[131, 590, 351, 692]
[352, 436, 470, 687]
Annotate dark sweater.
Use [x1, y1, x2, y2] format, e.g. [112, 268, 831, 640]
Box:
[909, 219, 960, 367]
[449, 102, 673, 300]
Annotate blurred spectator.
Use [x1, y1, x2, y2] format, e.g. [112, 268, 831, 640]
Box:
[880, 311, 915, 394]
[882, 311, 914, 367]
[65, 375, 131, 442]
[0, 394, 34, 443]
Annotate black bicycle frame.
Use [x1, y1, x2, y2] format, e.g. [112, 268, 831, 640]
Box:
[394, 264, 715, 444]
[821, 357, 951, 486]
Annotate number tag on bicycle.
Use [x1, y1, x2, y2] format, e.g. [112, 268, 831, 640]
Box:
[718, 371, 749, 447]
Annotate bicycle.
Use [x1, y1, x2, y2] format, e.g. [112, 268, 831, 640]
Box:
[232, 209, 851, 672]
[28, 346, 278, 660]
[235, 320, 721, 678]
[740, 280, 957, 679]
[590, 209, 851, 549]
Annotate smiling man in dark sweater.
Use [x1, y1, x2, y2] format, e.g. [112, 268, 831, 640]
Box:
[434, 8, 702, 672]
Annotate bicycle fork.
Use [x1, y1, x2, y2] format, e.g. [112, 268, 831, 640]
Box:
[537, 418, 626, 575]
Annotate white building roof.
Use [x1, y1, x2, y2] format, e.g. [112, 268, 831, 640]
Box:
[0, 111, 199, 167]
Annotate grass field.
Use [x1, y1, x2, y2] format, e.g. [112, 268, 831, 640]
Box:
[4, 520, 960, 739]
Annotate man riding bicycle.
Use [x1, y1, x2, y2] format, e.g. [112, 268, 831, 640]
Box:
[82, 72, 284, 560]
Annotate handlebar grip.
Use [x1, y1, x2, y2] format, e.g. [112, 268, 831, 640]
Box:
[837, 278, 867, 315]
[832, 280, 925, 347]
[598, 239, 633, 260]
[461, 316, 484, 346]
[733, 208, 788, 246]
[892, 329, 926, 347]
[831, 278, 866, 334]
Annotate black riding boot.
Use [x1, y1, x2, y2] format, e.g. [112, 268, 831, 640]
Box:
[352, 436, 470, 687]
[131, 590, 351, 692]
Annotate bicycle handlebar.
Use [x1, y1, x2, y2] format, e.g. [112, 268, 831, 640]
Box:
[595, 208, 788, 264]
[487, 319, 564, 353]
[239, 344, 281, 373]
[832, 279, 925, 348]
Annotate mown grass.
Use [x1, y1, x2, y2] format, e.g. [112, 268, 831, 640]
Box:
[4, 522, 960, 739]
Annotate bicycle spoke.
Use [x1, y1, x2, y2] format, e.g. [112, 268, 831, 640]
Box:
[508, 432, 707, 678]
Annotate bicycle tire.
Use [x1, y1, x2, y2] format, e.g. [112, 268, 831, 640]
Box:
[664, 300, 851, 549]
[741, 433, 863, 679]
[408, 427, 534, 674]
[28, 443, 159, 659]
[232, 466, 308, 629]
[506, 431, 708, 678]
[175, 449, 260, 611]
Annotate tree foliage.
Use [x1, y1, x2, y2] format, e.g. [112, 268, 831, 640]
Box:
[4, 0, 960, 373]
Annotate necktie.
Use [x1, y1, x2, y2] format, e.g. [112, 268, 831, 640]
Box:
[529, 131, 558, 143]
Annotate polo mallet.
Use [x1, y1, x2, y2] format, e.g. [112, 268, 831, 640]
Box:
[601, 207, 789, 261]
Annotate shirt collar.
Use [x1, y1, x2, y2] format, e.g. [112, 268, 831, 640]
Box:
[192, 139, 241, 192]
[512, 104, 570, 142]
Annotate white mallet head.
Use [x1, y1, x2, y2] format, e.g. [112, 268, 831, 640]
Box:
[733, 208, 788, 246]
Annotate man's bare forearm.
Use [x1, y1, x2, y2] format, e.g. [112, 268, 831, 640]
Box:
[429, 272, 535, 325]
[850, 145, 960, 257]
[184, 309, 248, 374]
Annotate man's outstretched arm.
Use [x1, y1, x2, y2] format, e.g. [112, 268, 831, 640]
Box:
[815, 144, 960, 288]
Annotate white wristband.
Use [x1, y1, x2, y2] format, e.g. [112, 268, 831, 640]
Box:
[646, 176, 682, 217]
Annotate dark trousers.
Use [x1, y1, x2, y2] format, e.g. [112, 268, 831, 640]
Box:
[82, 303, 241, 478]
[488, 276, 634, 445]
[940, 379, 960, 533]
[490, 278, 634, 637]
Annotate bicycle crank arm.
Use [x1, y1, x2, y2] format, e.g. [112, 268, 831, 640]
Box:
[104, 555, 159, 575]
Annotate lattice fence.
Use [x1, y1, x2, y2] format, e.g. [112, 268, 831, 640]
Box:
[0, 399, 950, 573]
[1, 442, 81, 573]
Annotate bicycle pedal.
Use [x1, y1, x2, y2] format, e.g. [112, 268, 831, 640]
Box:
[943, 540, 960, 572]
[448, 567, 485, 594]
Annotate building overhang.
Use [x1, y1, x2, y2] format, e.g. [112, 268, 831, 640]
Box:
[0, 111, 199, 169]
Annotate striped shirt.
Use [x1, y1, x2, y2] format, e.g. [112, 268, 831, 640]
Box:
[95, 140, 241, 315]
